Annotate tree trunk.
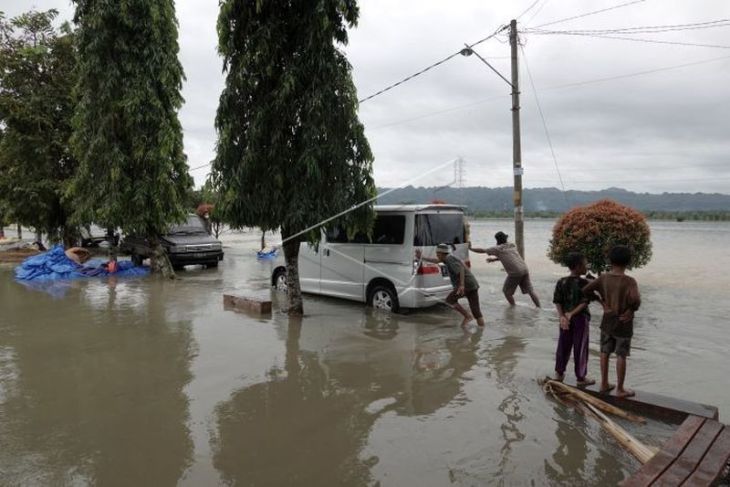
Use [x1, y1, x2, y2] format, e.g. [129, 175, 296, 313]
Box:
[260, 230, 266, 251]
[35, 230, 42, 245]
[150, 236, 176, 279]
[17, 224, 22, 239]
[0, 224, 4, 240]
[282, 236, 303, 315]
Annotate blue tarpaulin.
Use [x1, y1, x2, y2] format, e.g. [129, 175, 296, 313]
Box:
[15, 244, 149, 281]
[256, 248, 278, 260]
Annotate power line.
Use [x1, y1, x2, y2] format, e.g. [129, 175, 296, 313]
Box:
[519, 44, 569, 205]
[524, 0, 552, 26]
[531, 0, 646, 29]
[528, 30, 730, 49]
[357, 25, 508, 104]
[543, 54, 730, 89]
[516, 0, 542, 21]
[365, 54, 730, 131]
[190, 162, 212, 172]
[525, 19, 730, 35]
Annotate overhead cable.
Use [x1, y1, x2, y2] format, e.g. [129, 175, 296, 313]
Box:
[516, 0, 543, 21]
[367, 54, 730, 131]
[358, 26, 508, 104]
[520, 44, 569, 205]
[528, 31, 730, 49]
[531, 0, 646, 29]
[525, 19, 730, 36]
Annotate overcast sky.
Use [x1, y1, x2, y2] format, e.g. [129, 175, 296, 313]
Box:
[6, 0, 730, 193]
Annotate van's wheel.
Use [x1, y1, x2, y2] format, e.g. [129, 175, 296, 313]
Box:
[272, 268, 287, 292]
[131, 253, 143, 266]
[368, 284, 399, 313]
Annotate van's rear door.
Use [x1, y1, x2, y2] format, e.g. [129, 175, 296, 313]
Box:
[414, 210, 468, 261]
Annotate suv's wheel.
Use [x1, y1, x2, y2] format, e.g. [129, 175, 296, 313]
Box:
[368, 284, 399, 313]
[272, 268, 287, 291]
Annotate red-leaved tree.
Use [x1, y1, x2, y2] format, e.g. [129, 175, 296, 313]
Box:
[548, 199, 652, 274]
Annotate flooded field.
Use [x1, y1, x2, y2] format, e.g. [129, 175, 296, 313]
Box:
[1, 219, 728, 486]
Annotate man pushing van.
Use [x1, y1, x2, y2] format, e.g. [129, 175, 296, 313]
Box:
[415, 244, 485, 327]
[470, 231, 541, 308]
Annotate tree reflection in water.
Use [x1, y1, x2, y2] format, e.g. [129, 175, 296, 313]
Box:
[211, 311, 482, 486]
[0, 279, 195, 485]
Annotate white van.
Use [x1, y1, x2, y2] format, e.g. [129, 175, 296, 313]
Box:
[270, 204, 470, 312]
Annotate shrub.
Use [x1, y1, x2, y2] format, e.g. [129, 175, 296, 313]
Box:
[548, 199, 652, 274]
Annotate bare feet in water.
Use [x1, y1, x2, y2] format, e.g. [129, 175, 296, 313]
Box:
[616, 388, 635, 398]
[461, 315, 474, 327]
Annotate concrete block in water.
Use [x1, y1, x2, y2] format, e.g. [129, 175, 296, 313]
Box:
[223, 294, 272, 315]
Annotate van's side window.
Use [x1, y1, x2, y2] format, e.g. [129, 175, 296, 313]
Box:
[326, 215, 405, 244]
[371, 215, 405, 245]
[325, 225, 349, 243]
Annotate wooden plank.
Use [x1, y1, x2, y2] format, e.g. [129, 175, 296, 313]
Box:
[223, 294, 272, 315]
[563, 377, 719, 423]
[654, 420, 724, 486]
[621, 415, 705, 487]
[545, 379, 646, 423]
[682, 426, 730, 487]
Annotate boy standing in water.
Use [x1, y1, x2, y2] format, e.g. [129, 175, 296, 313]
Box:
[416, 244, 485, 327]
[582, 245, 641, 398]
[552, 252, 595, 386]
[469, 231, 541, 307]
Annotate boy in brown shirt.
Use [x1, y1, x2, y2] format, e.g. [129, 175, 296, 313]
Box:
[582, 245, 641, 398]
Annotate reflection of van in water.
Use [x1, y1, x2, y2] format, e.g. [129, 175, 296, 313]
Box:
[271, 205, 470, 312]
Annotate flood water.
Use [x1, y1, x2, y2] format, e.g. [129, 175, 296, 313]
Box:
[1, 219, 728, 486]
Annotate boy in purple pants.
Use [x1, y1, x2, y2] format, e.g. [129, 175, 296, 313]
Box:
[552, 252, 596, 386]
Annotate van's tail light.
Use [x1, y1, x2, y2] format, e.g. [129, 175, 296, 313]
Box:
[416, 262, 441, 275]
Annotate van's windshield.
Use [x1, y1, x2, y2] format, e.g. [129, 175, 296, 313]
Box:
[414, 213, 465, 246]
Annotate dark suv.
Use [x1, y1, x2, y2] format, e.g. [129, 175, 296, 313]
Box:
[121, 215, 224, 269]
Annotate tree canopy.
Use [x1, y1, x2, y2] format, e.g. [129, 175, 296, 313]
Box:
[68, 0, 191, 241]
[212, 0, 375, 238]
[0, 9, 78, 243]
[213, 0, 376, 313]
[548, 199, 653, 273]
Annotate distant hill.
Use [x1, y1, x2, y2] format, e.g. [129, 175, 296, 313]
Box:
[376, 186, 730, 213]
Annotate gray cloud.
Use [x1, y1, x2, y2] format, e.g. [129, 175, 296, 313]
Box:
[6, 0, 730, 193]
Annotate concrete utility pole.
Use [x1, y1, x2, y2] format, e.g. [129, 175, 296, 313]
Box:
[509, 19, 525, 258]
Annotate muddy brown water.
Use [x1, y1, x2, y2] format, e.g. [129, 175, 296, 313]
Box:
[1, 220, 728, 486]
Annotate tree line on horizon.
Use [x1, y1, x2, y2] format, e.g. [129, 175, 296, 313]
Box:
[377, 185, 730, 215]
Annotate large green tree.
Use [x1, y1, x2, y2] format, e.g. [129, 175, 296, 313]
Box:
[0, 9, 78, 245]
[69, 0, 191, 275]
[213, 0, 375, 314]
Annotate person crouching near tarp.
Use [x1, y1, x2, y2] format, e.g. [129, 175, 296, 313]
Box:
[469, 231, 541, 308]
[415, 243, 485, 327]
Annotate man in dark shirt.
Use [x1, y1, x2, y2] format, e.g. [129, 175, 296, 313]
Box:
[470, 231, 540, 307]
[416, 243, 485, 327]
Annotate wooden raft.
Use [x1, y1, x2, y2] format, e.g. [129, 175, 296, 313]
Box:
[622, 415, 730, 486]
[562, 377, 719, 424]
